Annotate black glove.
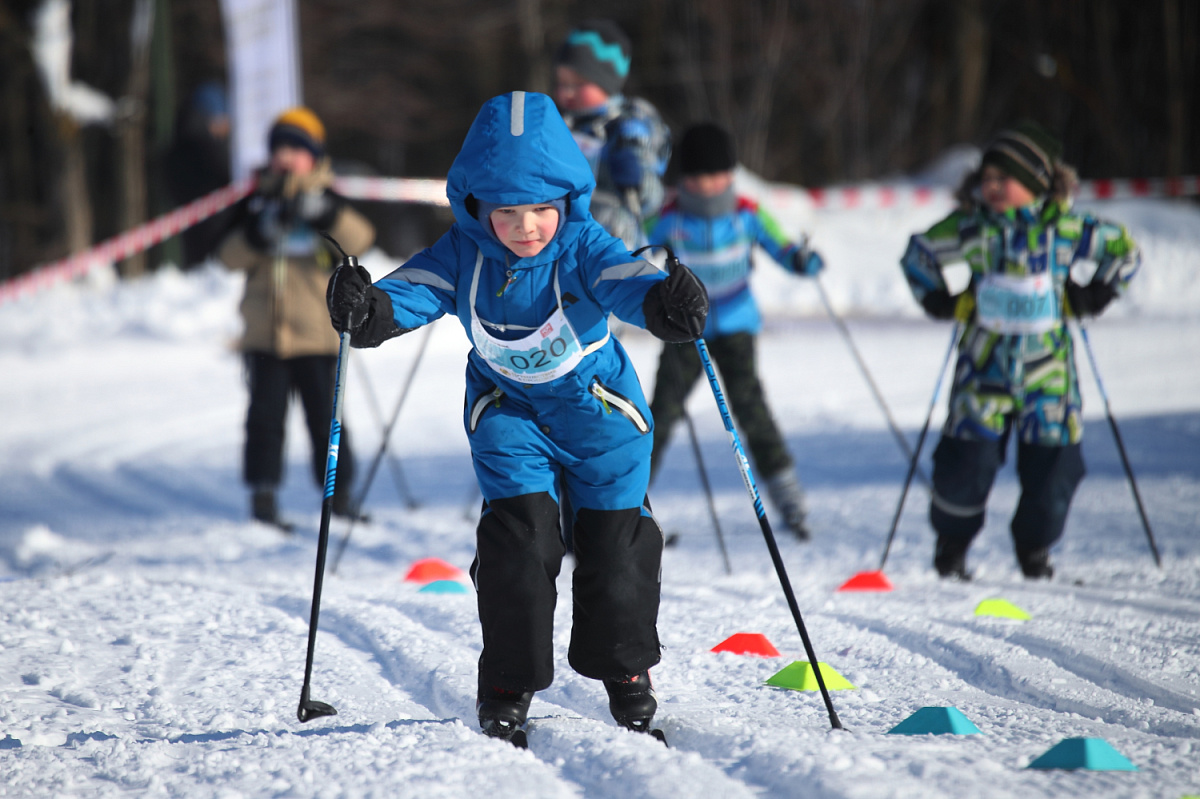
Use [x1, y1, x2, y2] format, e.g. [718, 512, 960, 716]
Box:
[243, 196, 285, 252]
[920, 288, 958, 320]
[327, 263, 373, 334]
[791, 245, 825, 276]
[289, 189, 343, 231]
[326, 263, 410, 348]
[1065, 279, 1117, 317]
[643, 263, 709, 343]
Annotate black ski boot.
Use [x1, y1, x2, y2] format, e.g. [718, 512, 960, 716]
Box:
[604, 671, 657, 733]
[252, 488, 294, 533]
[331, 487, 370, 523]
[765, 471, 811, 540]
[477, 686, 533, 745]
[1017, 547, 1054, 580]
[933, 535, 972, 581]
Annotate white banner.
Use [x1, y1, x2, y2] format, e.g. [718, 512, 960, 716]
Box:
[219, 0, 302, 180]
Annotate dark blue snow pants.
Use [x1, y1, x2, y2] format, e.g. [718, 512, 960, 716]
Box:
[929, 434, 1085, 555]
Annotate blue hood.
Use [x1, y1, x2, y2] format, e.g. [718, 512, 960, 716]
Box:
[447, 92, 597, 266]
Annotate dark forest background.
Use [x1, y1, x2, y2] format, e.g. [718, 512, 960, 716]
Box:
[1, 0, 1196, 279]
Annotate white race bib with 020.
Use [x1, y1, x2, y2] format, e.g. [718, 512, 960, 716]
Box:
[469, 251, 608, 385]
[975, 273, 1061, 335]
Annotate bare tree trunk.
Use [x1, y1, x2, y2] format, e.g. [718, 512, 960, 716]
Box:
[954, 0, 988, 142]
[60, 116, 94, 256]
[1089, 0, 1131, 174]
[1, 37, 38, 278]
[847, 0, 872, 180]
[672, 0, 711, 122]
[515, 0, 547, 95]
[703, 0, 734, 127]
[1162, 0, 1187, 176]
[739, 0, 787, 176]
[118, 0, 153, 278]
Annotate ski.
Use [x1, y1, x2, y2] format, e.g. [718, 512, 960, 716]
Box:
[484, 722, 663, 748]
[254, 516, 297, 535]
[481, 726, 528, 748]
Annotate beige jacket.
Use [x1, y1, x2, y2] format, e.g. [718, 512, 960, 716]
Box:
[218, 161, 375, 358]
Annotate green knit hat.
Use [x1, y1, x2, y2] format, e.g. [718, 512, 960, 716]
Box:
[982, 120, 1063, 195]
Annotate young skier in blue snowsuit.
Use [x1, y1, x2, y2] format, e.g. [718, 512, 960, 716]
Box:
[326, 91, 708, 740]
[647, 122, 824, 540]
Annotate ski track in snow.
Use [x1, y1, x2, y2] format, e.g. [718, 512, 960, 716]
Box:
[3, 195, 1200, 797]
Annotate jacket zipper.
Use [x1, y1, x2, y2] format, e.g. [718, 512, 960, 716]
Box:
[589, 379, 649, 434]
[469, 387, 504, 433]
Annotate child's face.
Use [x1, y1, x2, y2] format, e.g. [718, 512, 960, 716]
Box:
[489, 203, 561, 258]
[269, 144, 315, 176]
[554, 66, 610, 113]
[980, 164, 1037, 213]
[682, 171, 735, 198]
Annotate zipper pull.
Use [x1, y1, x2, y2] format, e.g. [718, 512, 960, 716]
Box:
[497, 269, 518, 297]
[493, 387, 503, 408]
[594, 384, 612, 414]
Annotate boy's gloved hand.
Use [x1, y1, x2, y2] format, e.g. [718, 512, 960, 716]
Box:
[326, 263, 373, 334]
[644, 263, 709, 343]
[326, 264, 410, 348]
[920, 288, 959, 320]
[1065, 279, 1117, 317]
[607, 118, 650, 189]
[792, 245, 825, 276]
[607, 146, 643, 190]
[245, 201, 284, 251]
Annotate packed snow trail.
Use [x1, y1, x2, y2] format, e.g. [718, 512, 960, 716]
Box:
[2, 192, 1199, 797]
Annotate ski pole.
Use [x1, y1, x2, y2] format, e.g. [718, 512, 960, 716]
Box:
[298, 234, 357, 723]
[1076, 323, 1162, 567]
[636, 243, 842, 730]
[683, 410, 733, 574]
[330, 324, 433, 574]
[878, 323, 960, 571]
[695, 335, 841, 729]
[814, 276, 930, 488]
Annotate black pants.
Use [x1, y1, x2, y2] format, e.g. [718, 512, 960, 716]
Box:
[243, 352, 355, 496]
[649, 332, 792, 480]
[470, 492, 663, 692]
[929, 434, 1085, 555]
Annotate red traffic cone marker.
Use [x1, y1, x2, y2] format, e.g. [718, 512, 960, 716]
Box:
[837, 570, 894, 592]
[711, 632, 781, 657]
[404, 557, 465, 584]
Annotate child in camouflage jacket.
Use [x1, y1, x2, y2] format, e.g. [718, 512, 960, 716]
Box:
[900, 121, 1140, 580]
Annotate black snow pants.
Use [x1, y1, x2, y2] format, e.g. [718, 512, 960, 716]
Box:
[470, 492, 663, 693]
[929, 433, 1085, 555]
[648, 332, 792, 480]
[243, 352, 355, 496]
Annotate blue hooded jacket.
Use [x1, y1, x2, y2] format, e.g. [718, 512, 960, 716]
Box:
[376, 92, 666, 506]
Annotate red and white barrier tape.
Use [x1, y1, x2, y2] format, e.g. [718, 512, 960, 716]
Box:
[758, 175, 1200, 212]
[331, 176, 450, 206]
[1076, 176, 1200, 202]
[3, 172, 1195, 305]
[0, 177, 256, 304]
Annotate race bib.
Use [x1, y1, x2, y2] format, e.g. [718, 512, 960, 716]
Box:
[472, 307, 585, 385]
[976, 273, 1061, 334]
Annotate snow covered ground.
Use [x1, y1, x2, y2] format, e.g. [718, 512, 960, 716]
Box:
[1, 191, 1198, 798]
